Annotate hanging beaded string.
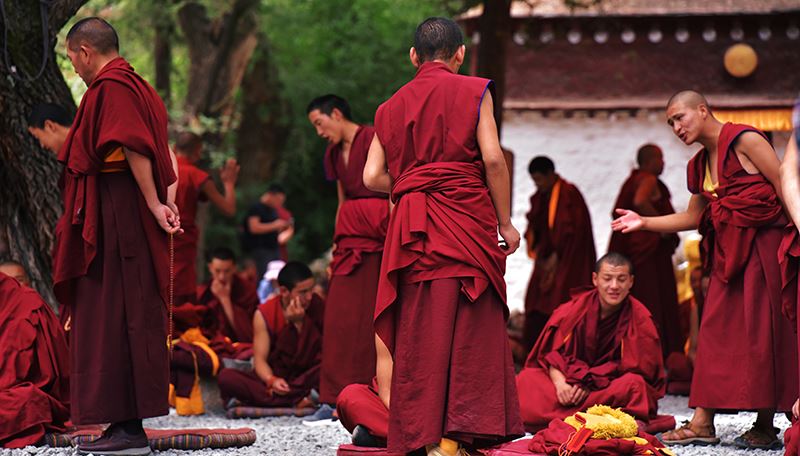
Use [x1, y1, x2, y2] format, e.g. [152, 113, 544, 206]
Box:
[168, 231, 174, 357]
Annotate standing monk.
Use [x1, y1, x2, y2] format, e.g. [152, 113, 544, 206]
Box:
[173, 131, 239, 304]
[55, 18, 180, 456]
[363, 17, 524, 455]
[608, 144, 682, 357]
[524, 156, 595, 349]
[613, 90, 797, 449]
[305, 95, 389, 422]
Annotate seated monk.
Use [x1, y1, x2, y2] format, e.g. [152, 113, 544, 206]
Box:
[169, 247, 258, 415]
[218, 261, 324, 408]
[516, 252, 668, 433]
[337, 335, 393, 448]
[0, 272, 70, 448]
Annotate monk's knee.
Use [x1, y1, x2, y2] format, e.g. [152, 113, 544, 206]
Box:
[337, 383, 370, 409]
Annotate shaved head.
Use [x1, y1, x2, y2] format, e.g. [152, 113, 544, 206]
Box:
[0, 260, 30, 286]
[66, 17, 119, 54]
[636, 144, 662, 167]
[414, 17, 464, 64]
[666, 90, 711, 113]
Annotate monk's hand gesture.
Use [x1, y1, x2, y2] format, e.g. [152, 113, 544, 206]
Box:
[220, 158, 240, 186]
[150, 202, 182, 234]
[611, 209, 644, 233]
[271, 377, 291, 395]
[284, 296, 305, 323]
[570, 385, 589, 407]
[499, 221, 521, 255]
[554, 380, 576, 406]
[210, 278, 232, 302]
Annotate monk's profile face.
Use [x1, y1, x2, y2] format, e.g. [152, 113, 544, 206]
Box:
[66, 41, 95, 85]
[207, 258, 236, 285]
[667, 101, 706, 145]
[28, 122, 65, 153]
[530, 172, 556, 193]
[0, 264, 30, 287]
[592, 262, 633, 308]
[281, 277, 315, 309]
[308, 109, 344, 144]
[644, 151, 665, 175]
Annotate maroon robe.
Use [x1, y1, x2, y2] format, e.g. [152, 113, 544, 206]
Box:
[516, 289, 667, 432]
[320, 125, 389, 404]
[218, 294, 324, 407]
[524, 178, 595, 349]
[608, 169, 681, 356]
[173, 155, 210, 303]
[373, 61, 523, 453]
[53, 57, 175, 424]
[337, 380, 389, 439]
[0, 274, 70, 448]
[195, 274, 258, 356]
[688, 123, 796, 411]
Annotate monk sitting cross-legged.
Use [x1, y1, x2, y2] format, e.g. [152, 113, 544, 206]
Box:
[516, 252, 669, 434]
[218, 261, 323, 408]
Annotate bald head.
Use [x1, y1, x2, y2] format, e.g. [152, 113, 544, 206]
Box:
[666, 90, 710, 113]
[66, 17, 119, 55]
[413, 17, 464, 64]
[636, 143, 664, 174]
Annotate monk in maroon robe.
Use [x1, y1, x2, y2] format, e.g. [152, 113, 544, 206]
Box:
[363, 17, 523, 455]
[218, 262, 323, 408]
[516, 253, 668, 433]
[613, 90, 797, 449]
[173, 131, 239, 304]
[524, 156, 596, 349]
[608, 144, 682, 357]
[307, 94, 390, 411]
[0, 273, 70, 448]
[56, 18, 181, 456]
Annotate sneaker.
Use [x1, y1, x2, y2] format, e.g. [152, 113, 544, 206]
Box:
[222, 357, 253, 372]
[302, 403, 338, 426]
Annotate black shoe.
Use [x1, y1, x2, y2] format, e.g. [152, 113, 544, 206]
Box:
[77, 422, 151, 456]
[352, 424, 386, 448]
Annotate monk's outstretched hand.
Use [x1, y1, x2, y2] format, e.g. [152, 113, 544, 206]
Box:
[499, 222, 521, 255]
[271, 377, 291, 395]
[150, 203, 182, 234]
[611, 209, 643, 233]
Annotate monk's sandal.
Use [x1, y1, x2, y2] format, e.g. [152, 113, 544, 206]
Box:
[659, 421, 719, 446]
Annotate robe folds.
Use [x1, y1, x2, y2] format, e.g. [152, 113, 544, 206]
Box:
[0, 274, 70, 448]
[687, 122, 796, 411]
[524, 178, 595, 348]
[53, 57, 175, 424]
[320, 125, 389, 404]
[173, 155, 210, 302]
[516, 289, 666, 433]
[373, 61, 523, 454]
[337, 380, 389, 440]
[608, 170, 681, 356]
[193, 274, 259, 357]
[218, 294, 324, 407]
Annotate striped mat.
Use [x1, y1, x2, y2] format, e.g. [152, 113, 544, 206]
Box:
[43, 427, 256, 450]
[226, 406, 316, 419]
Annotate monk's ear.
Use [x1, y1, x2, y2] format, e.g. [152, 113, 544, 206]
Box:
[43, 119, 57, 133]
[591, 272, 598, 288]
[454, 45, 466, 66]
[409, 47, 420, 68]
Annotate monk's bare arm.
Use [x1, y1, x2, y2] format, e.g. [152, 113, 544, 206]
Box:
[476, 91, 520, 254]
[613, 194, 705, 233]
[167, 147, 179, 207]
[252, 311, 275, 385]
[737, 131, 783, 201]
[375, 334, 392, 409]
[202, 158, 238, 217]
[248, 216, 287, 234]
[632, 174, 659, 216]
[125, 147, 180, 233]
[781, 133, 800, 229]
[363, 136, 391, 193]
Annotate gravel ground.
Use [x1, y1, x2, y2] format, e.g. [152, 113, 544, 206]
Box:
[2, 393, 791, 455]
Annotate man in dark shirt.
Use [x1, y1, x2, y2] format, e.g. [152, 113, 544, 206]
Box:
[242, 184, 291, 279]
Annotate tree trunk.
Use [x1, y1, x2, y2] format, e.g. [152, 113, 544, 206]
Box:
[0, 0, 89, 307]
[153, 0, 173, 108]
[177, 0, 259, 125]
[476, 0, 511, 136]
[235, 35, 288, 186]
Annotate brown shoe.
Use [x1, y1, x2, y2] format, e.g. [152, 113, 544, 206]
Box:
[77, 423, 151, 456]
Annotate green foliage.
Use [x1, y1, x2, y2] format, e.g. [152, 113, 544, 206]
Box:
[258, 0, 455, 263]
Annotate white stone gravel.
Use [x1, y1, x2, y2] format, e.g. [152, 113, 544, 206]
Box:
[2, 394, 791, 455]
